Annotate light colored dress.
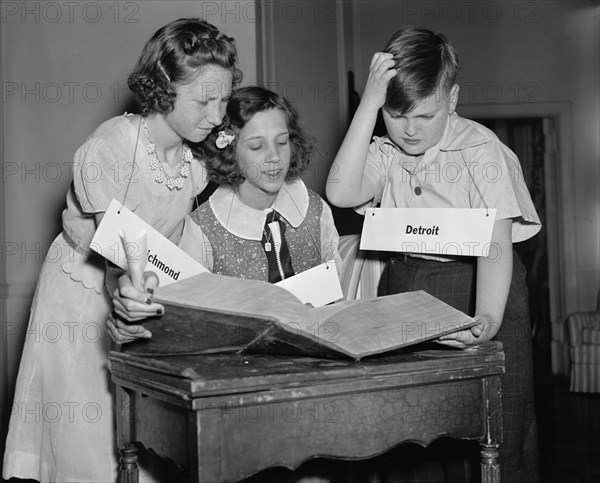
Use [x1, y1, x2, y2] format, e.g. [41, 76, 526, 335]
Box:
[180, 179, 341, 278]
[3, 114, 207, 483]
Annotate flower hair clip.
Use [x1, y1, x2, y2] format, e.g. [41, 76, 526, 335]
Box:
[216, 129, 235, 149]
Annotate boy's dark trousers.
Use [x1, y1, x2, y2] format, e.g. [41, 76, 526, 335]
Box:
[376, 251, 540, 483]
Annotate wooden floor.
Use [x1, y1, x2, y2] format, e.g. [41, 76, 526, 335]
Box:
[536, 377, 600, 483]
[530, 327, 600, 483]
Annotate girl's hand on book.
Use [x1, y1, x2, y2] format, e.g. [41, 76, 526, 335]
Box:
[107, 315, 151, 344]
[112, 271, 164, 322]
[437, 315, 501, 349]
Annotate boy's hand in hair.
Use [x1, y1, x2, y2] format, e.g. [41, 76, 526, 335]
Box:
[362, 52, 397, 110]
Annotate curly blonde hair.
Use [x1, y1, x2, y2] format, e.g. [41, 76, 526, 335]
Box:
[128, 18, 242, 115]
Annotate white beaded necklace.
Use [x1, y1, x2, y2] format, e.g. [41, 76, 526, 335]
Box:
[142, 117, 192, 191]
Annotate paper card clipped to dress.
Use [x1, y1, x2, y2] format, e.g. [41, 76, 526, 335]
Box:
[360, 208, 497, 257]
[275, 261, 343, 307]
[91, 199, 208, 287]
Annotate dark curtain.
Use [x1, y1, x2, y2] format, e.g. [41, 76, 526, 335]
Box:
[479, 118, 550, 371]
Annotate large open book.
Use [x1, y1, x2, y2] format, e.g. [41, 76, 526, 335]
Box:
[125, 273, 477, 361]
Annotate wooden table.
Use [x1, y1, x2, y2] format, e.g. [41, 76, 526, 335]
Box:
[110, 341, 504, 482]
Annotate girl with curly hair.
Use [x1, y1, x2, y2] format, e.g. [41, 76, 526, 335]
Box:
[179, 85, 341, 281]
[3, 18, 240, 482]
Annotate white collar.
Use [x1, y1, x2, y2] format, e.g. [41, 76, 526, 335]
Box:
[209, 179, 309, 240]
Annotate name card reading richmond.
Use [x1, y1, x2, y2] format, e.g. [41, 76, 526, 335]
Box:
[91, 199, 208, 287]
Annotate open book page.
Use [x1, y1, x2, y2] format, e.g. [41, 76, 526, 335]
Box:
[305, 292, 476, 358]
[146, 273, 477, 360]
[154, 272, 314, 332]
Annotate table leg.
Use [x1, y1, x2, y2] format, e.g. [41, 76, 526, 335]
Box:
[118, 443, 139, 483]
[114, 382, 133, 449]
[480, 443, 500, 483]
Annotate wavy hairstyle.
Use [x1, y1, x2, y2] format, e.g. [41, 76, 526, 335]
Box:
[128, 18, 242, 115]
[202, 86, 313, 186]
[383, 26, 459, 114]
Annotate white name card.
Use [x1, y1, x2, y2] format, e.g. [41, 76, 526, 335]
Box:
[276, 261, 342, 307]
[91, 199, 208, 286]
[360, 207, 497, 257]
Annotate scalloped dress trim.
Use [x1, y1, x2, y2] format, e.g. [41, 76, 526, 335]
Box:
[58, 232, 107, 295]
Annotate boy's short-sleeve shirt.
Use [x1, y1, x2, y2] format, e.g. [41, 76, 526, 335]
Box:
[362, 112, 541, 243]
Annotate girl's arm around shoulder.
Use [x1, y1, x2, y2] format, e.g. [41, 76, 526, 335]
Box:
[319, 197, 342, 274]
[179, 214, 213, 271]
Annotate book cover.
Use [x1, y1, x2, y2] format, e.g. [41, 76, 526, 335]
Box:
[123, 273, 477, 361]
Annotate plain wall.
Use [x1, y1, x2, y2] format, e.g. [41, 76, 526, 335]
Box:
[259, 0, 348, 195]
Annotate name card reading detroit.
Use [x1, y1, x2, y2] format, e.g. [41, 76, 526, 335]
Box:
[360, 207, 496, 257]
[406, 225, 440, 236]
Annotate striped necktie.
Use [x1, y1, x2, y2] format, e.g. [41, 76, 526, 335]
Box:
[261, 210, 295, 283]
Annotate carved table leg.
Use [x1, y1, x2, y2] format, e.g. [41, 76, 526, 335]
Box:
[119, 442, 139, 483]
[480, 443, 500, 483]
